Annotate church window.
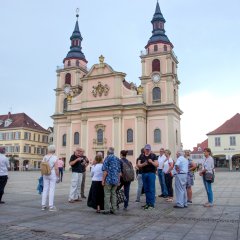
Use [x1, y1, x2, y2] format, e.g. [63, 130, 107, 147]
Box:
[67, 60, 71, 66]
[97, 129, 103, 143]
[154, 45, 158, 52]
[152, 59, 160, 72]
[127, 129, 133, 143]
[172, 61, 175, 74]
[63, 98, 68, 111]
[174, 89, 176, 103]
[74, 132, 80, 145]
[152, 87, 161, 101]
[76, 60, 79, 67]
[160, 22, 164, 29]
[164, 45, 167, 52]
[65, 73, 71, 85]
[154, 129, 161, 143]
[62, 134, 66, 146]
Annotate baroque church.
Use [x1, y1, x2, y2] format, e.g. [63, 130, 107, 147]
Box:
[52, 2, 183, 167]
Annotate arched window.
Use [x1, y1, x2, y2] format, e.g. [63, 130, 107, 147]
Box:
[154, 129, 161, 143]
[63, 98, 68, 111]
[67, 60, 71, 66]
[152, 59, 160, 72]
[127, 129, 133, 143]
[65, 73, 71, 85]
[74, 132, 79, 145]
[76, 60, 79, 67]
[164, 45, 167, 52]
[152, 87, 161, 101]
[62, 134, 66, 146]
[172, 61, 175, 74]
[176, 130, 178, 144]
[154, 45, 158, 52]
[97, 129, 103, 143]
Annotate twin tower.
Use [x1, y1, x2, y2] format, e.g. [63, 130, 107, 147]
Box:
[52, 2, 182, 166]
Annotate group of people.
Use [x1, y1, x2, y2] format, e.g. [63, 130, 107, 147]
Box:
[0, 143, 215, 212]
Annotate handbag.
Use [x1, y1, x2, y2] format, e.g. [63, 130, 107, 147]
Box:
[204, 172, 215, 183]
[116, 189, 126, 207]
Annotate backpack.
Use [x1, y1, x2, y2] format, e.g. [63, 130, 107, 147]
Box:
[40, 156, 52, 176]
[121, 160, 134, 182]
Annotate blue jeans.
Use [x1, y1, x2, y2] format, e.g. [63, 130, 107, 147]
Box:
[142, 172, 156, 207]
[157, 169, 168, 196]
[136, 174, 143, 201]
[203, 178, 213, 204]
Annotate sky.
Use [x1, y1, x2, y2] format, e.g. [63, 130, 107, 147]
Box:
[1, 0, 240, 150]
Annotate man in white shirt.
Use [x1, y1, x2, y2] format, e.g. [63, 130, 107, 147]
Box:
[174, 151, 188, 208]
[0, 147, 10, 204]
[157, 148, 168, 198]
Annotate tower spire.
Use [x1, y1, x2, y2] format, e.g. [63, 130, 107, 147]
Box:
[63, 8, 87, 64]
[146, 1, 172, 48]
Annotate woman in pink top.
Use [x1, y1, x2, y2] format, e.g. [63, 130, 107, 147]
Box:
[57, 158, 64, 182]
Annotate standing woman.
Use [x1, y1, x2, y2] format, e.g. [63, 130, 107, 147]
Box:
[0, 147, 10, 204]
[41, 145, 59, 211]
[163, 149, 174, 203]
[87, 155, 104, 213]
[199, 148, 214, 207]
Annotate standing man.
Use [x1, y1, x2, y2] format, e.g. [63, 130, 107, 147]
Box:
[185, 150, 197, 204]
[68, 147, 89, 203]
[102, 147, 121, 214]
[81, 157, 89, 198]
[138, 144, 158, 210]
[0, 147, 10, 204]
[157, 148, 168, 198]
[174, 151, 188, 208]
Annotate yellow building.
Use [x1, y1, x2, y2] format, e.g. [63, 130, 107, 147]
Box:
[0, 112, 49, 170]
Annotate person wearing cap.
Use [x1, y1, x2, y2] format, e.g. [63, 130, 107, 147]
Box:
[173, 151, 188, 208]
[137, 144, 158, 210]
[0, 147, 10, 204]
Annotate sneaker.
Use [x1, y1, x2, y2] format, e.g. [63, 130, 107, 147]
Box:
[146, 205, 154, 210]
[49, 206, 57, 212]
[141, 204, 148, 208]
[144, 205, 149, 210]
[41, 205, 46, 211]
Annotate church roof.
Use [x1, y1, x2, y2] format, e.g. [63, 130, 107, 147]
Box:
[0, 112, 49, 133]
[207, 113, 240, 135]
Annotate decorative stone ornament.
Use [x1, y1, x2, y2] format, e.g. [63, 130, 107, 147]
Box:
[92, 82, 110, 97]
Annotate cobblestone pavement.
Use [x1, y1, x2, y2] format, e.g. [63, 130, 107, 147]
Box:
[1, 170, 240, 240]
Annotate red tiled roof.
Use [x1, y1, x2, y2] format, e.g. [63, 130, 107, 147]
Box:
[207, 113, 240, 135]
[0, 112, 49, 133]
[191, 139, 208, 154]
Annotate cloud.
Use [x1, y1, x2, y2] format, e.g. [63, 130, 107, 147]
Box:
[180, 90, 240, 150]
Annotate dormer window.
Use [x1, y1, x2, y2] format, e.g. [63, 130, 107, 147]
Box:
[4, 119, 12, 127]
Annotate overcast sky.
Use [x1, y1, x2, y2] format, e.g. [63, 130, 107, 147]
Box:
[1, 0, 240, 150]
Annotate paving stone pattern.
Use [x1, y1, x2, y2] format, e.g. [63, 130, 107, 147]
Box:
[0, 170, 240, 240]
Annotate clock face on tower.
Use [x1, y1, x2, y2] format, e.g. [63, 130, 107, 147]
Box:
[151, 73, 161, 83]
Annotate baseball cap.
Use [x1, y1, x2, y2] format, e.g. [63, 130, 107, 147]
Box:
[144, 144, 151, 150]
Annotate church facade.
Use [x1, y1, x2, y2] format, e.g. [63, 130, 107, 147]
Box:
[52, 2, 183, 167]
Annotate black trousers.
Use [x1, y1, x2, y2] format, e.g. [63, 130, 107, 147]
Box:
[0, 175, 8, 201]
[165, 173, 173, 197]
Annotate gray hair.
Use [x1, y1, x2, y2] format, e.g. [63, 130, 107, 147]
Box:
[107, 147, 114, 155]
[48, 145, 56, 153]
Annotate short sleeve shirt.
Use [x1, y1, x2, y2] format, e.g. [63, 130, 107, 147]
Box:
[69, 154, 87, 173]
[102, 154, 121, 185]
[138, 153, 158, 173]
[0, 154, 9, 176]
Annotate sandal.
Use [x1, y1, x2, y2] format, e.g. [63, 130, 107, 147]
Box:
[166, 198, 173, 202]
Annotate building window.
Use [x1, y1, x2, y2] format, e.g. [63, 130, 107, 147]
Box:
[74, 132, 80, 145]
[215, 137, 221, 147]
[76, 60, 79, 67]
[97, 129, 103, 143]
[164, 45, 167, 52]
[152, 87, 161, 101]
[24, 132, 31, 140]
[154, 45, 158, 52]
[65, 73, 71, 85]
[154, 129, 161, 143]
[63, 98, 68, 112]
[67, 60, 71, 66]
[62, 134, 66, 146]
[127, 129, 133, 143]
[230, 136, 236, 146]
[152, 59, 160, 72]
